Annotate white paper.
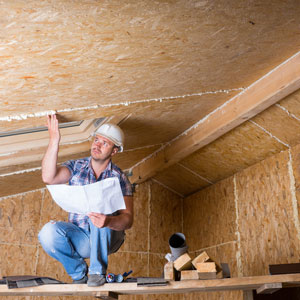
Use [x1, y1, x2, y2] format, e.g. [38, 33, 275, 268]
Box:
[46, 177, 126, 215]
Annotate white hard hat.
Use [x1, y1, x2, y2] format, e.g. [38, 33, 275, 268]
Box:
[93, 123, 124, 152]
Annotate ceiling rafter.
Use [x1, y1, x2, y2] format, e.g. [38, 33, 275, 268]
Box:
[130, 51, 300, 184]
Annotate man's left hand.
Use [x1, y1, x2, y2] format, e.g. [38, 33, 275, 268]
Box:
[88, 212, 108, 228]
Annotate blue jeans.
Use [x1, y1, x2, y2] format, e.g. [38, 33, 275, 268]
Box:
[38, 220, 125, 280]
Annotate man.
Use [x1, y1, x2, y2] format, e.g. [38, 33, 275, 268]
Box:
[38, 115, 133, 287]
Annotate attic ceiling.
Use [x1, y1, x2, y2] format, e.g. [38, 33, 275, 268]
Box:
[1, 0, 300, 198]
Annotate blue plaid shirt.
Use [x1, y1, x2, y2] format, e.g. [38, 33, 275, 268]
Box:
[62, 157, 133, 230]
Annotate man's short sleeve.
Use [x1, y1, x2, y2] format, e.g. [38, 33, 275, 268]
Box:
[119, 173, 133, 197]
[61, 160, 76, 177]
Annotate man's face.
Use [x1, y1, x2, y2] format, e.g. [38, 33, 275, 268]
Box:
[91, 135, 117, 162]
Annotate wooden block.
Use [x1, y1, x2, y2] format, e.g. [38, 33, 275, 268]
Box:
[256, 283, 282, 294]
[198, 272, 217, 280]
[192, 251, 210, 268]
[174, 253, 193, 271]
[196, 262, 217, 273]
[164, 262, 175, 281]
[181, 270, 200, 280]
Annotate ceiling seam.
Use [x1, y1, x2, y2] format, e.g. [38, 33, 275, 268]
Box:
[123, 143, 163, 152]
[249, 120, 290, 148]
[0, 88, 244, 122]
[127, 50, 300, 176]
[151, 178, 184, 198]
[0, 166, 42, 177]
[0, 187, 46, 201]
[276, 103, 300, 123]
[176, 162, 213, 184]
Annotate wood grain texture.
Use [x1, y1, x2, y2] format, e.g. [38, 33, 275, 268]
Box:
[0, 190, 42, 244]
[183, 176, 236, 251]
[0, 244, 38, 278]
[120, 182, 149, 252]
[279, 88, 300, 119]
[153, 163, 210, 196]
[112, 145, 161, 171]
[149, 180, 182, 254]
[235, 150, 300, 276]
[180, 121, 287, 183]
[1, 0, 299, 123]
[252, 104, 300, 147]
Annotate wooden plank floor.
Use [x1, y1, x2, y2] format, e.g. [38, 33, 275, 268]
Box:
[1, 274, 300, 297]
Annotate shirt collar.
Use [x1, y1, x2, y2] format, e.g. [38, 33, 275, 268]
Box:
[87, 157, 113, 172]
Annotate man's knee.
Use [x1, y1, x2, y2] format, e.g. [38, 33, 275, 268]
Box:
[38, 220, 61, 250]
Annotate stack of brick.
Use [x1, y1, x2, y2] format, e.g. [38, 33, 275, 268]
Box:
[164, 251, 221, 281]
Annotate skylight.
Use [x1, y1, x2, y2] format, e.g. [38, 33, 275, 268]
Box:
[0, 121, 83, 138]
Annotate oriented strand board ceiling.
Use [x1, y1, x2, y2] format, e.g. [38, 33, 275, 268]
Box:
[1, 0, 300, 197]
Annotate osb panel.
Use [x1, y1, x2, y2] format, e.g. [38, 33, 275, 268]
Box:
[0, 150, 91, 176]
[149, 181, 182, 254]
[0, 190, 42, 244]
[178, 291, 243, 300]
[0, 170, 44, 198]
[183, 177, 236, 251]
[148, 253, 166, 278]
[1, 1, 300, 121]
[39, 189, 68, 227]
[120, 182, 149, 252]
[291, 144, 300, 221]
[180, 121, 287, 183]
[252, 104, 300, 147]
[119, 92, 237, 150]
[113, 145, 161, 171]
[36, 246, 71, 283]
[279, 88, 300, 119]
[154, 163, 211, 197]
[108, 252, 148, 277]
[193, 242, 239, 278]
[236, 150, 300, 276]
[0, 244, 38, 278]
[291, 142, 300, 189]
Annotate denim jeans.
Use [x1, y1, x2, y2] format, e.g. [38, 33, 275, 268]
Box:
[38, 220, 125, 280]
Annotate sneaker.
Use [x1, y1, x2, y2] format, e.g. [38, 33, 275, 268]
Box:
[87, 274, 106, 287]
[72, 275, 88, 284]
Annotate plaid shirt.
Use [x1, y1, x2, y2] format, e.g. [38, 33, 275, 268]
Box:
[62, 157, 133, 230]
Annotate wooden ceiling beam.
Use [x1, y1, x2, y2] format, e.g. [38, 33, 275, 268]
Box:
[131, 51, 300, 183]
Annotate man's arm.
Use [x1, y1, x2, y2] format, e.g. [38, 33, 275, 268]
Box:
[42, 115, 71, 184]
[88, 195, 134, 231]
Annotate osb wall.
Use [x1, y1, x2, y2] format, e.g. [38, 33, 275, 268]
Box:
[183, 142, 300, 300]
[0, 180, 183, 300]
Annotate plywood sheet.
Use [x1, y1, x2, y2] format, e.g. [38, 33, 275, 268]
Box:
[235, 150, 300, 276]
[179, 121, 287, 183]
[183, 176, 236, 252]
[172, 291, 243, 300]
[153, 163, 210, 197]
[118, 92, 237, 150]
[36, 245, 71, 283]
[279, 88, 300, 119]
[39, 189, 68, 227]
[0, 190, 42, 244]
[120, 182, 149, 252]
[113, 145, 161, 171]
[149, 181, 182, 254]
[148, 253, 167, 278]
[0, 170, 44, 198]
[252, 104, 300, 147]
[108, 252, 148, 277]
[0, 244, 38, 278]
[1, 0, 300, 133]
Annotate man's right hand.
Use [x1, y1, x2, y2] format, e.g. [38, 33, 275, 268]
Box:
[47, 114, 61, 145]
